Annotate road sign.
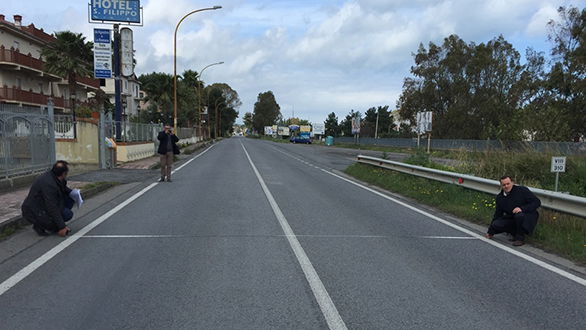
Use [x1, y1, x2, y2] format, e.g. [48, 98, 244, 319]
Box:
[351, 117, 360, 134]
[416, 111, 432, 134]
[551, 156, 566, 173]
[312, 123, 325, 135]
[93, 28, 112, 78]
[91, 0, 141, 23]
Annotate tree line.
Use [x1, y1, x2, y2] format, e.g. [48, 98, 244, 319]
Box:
[323, 6, 586, 142]
[138, 71, 240, 137]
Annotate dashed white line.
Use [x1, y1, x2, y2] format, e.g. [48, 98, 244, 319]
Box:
[242, 142, 347, 330]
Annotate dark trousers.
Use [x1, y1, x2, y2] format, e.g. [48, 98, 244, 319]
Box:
[488, 213, 533, 241]
[160, 152, 173, 179]
[24, 196, 74, 232]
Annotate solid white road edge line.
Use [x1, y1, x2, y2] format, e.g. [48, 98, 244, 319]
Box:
[241, 142, 348, 330]
[271, 145, 586, 287]
[321, 169, 586, 287]
[0, 183, 157, 297]
[0, 144, 216, 297]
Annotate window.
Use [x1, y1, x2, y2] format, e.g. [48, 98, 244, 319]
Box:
[13, 40, 19, 50]
[39, 83, 44, 94]
[16, 78, 21, 89]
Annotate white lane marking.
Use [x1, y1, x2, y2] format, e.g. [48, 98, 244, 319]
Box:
[273, 146, 586, 287]
[82, 234, 388, 239]
[0, 145, 215, 296]
[172, 143, 215, 174]
[321, 170, 586, 287]
[241, 142, 347, 330]
[0, 183, 157, 296]
[83, 235, 181, 238]
[418, 236, 479, 240]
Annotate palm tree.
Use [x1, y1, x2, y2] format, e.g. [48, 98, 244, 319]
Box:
[42, 31, 93, 127]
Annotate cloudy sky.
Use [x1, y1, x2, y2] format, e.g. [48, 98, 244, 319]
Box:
[3, 0, 585, 123]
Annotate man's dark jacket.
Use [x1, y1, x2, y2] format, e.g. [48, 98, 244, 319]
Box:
[157, 131, 180, 155]
[21, 171, 71, 231]
[493, 185, 541, 233]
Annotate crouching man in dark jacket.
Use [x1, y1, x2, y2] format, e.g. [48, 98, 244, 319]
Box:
[21, 161, 74, 237]
[486, 176, 541, 246]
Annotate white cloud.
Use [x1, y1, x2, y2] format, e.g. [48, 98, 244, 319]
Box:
[526, 5, 559, 36]
[3, 0, 579, 123]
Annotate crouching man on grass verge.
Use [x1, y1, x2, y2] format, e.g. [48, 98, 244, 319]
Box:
[485, 175, 541, 246]
[21, 161, 74, 237]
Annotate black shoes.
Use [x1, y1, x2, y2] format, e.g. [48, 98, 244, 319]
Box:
[33, 224, 48, 236]
[159, 176, 165, 182]
[166, 177, 172, 182]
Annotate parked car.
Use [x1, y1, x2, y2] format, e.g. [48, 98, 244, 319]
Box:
[290, 135, 312, 144]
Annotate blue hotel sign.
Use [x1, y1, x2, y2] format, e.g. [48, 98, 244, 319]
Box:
[91, 0, 140, 23]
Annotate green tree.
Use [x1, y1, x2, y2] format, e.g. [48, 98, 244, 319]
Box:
[205, 83, 241, 137]
[138, 72, 174, 124]
[243, 112, 253, 130]
[41, 31, 93, 121]
[324, 112, 340, 137]
[252, 91, 281, 134]
[339, 110, 361, 136]
[545, 6, 586, 140]
[398, 34, 527, 140]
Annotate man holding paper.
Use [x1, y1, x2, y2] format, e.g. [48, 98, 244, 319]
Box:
[21, 161, 83, 237]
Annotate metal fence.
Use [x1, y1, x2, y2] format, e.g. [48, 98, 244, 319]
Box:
[0, 103, 55, 179]
[335, 137, 586, 155]
[103, 120, 162, 142]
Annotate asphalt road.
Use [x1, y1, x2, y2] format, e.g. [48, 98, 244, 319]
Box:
[0, 137, 584, 329]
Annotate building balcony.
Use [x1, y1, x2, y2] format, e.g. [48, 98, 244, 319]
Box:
[0, 86, 69, 109]
[0, 46, 100, 89]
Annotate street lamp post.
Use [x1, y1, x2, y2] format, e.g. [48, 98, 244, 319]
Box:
[173, 5, 222, 131]
[197, 61, 223, 139]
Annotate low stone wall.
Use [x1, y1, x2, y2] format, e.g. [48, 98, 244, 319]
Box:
[116, 142, 156, 163]
[55, 119, 99, 165]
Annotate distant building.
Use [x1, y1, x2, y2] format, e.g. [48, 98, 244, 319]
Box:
[101, 74, 142, 119]
[0, 14, 100, 112]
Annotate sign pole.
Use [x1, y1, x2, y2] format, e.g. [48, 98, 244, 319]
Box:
[550, 156, 566, 192]
[427, 133, 431, 154]
[113, 24, 122, 141]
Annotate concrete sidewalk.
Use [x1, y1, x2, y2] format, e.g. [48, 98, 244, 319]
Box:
[0, 140, 213, 235]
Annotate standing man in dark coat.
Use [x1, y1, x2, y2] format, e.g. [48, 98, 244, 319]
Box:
[486, 176, 541, 246]
[157, 124, 180, 182]
[21, 161, 74, 237]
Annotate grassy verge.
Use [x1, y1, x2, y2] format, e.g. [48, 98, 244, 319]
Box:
[345, 163, 586, 264]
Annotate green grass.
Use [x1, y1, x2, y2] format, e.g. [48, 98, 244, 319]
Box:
[80, 181, 119, 192]
[345, 163, 586, 264]
[329, 141, 586, 197]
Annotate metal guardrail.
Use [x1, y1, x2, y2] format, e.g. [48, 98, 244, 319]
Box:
[336, 137, 586, 155]
[357, 155, 586, 218]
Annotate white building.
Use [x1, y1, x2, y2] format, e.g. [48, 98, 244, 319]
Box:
[101, 74, 142, 119]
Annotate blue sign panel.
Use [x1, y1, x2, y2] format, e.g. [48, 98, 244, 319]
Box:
[94, 29, 111, 44]
[91, 0, 140, 23]
[94, 28, 112, 78]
